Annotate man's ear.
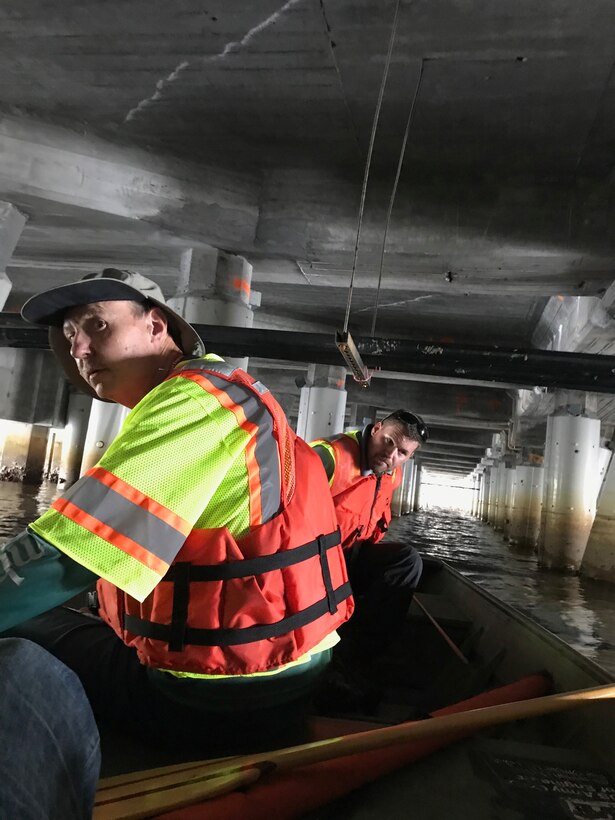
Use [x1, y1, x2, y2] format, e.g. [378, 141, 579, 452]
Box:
[371, 421, 382, 436]
[148, 307, 169, 342]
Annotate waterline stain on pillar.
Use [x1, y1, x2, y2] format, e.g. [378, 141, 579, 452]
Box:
[582, 448, 615, 583]
[539, 413, 600, 573]
[23, 424, 49, 485]
[508, 464, 544, 552]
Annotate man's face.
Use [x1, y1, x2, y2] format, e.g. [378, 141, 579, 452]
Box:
[62, 300, 166, 406]
[367, 420, 420, 476]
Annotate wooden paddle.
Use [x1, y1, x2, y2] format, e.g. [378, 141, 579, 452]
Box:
[94, 681, 615, 819]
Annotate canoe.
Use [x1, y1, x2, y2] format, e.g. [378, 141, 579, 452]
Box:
[95, 556, 615, 819]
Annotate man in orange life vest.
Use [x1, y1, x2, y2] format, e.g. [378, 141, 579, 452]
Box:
[0, 268, 353, 755]
[311, 411, 426, 679]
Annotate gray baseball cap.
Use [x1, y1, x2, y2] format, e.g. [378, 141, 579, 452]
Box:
[21, 268, 204, 398]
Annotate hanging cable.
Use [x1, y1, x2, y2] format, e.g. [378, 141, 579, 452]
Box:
[370, 58, 425, 338]
[337, 0, 402, 387]
[342, 0, 401, 336]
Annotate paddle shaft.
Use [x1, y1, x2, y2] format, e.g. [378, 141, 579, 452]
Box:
[95, 681, 615, 818]
[229, 681, 615, 775]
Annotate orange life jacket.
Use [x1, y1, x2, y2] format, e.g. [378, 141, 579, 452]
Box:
[320, 433, 401, 550]
[97, 364, 353, 676]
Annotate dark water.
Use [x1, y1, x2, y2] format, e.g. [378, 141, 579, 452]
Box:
[389, 508, 615, 677]
[2, 483, 614, 677]
[0, 481, 60, 538]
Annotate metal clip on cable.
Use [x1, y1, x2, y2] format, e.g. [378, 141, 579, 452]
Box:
[336, 330, 371, 387]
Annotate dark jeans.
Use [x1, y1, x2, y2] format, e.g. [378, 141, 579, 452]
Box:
[3, 607, 330, 759]
[339, 540, 423, 661]
[0, 637, 100, 820]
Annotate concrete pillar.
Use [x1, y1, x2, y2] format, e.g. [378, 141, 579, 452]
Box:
[43, 431, 56, 479]
[507, 464, 544, 551]
[487, 463, 499, 524]
[22, 425, 50, 485]
[472, 471, 479, 516]
[296, 364, 347, 441]
[477, 473, 484, 517]
[43, 430, 62, 480]
[539, 412, 600, 572]
[481, 466, 492, 520]
[391, 464, 404, 518]
[469, 473, 476, 516]
[58, 390, 93, 487]
[476, 470, 485, 517]
[0, 349, 67, 428]
[478, 469, 485, 517]
[596, 445, 613, 502]
[582, 448, 615, 582]
[391, 461, 414, 518]
[168, 247, 258, 371]
[80, 402, 130, 475]
[480, 467, 491, 519]
[405, 461, 418, 514]
[493, 461, 509, 530]
[0, 201, 27, 310]
[502, 464, 517, 537]
[412, 464, 422, 511]
[0, 420, 30, 473]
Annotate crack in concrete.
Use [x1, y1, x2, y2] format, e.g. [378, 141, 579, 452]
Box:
[354, 295, 434, 313]
[124, 0, 305, 123]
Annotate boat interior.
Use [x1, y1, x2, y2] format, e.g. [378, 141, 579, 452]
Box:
[95, 557, 615, 819]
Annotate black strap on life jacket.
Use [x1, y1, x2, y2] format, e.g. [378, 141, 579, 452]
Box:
[123, 529, 351, 651]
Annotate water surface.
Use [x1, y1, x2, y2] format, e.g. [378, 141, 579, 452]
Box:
[2, 483, 613, 676]
[390, 508, 615, 676]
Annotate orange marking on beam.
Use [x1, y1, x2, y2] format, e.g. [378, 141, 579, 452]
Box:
[233, 277, 251, 295]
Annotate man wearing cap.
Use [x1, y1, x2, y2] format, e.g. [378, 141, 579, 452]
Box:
[0, 268, 353, 755]
[311, 412, 426, 709]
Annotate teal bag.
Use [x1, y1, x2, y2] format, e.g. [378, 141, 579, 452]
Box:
[0, 529, 97, 631]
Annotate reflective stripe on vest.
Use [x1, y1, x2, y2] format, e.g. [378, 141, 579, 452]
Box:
[52, 466, 191, 576]
[172, 360, 281, 526]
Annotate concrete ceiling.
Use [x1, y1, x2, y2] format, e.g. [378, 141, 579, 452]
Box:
[2, 0, 615, 473]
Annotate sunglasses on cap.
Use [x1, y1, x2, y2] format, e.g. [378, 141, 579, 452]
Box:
[384, 410, 429, 443]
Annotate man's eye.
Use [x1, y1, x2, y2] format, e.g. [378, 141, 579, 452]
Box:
[95, 320, 107, 331]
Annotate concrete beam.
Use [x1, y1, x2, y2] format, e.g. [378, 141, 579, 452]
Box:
[425, 428, 494, 448]
[255, 171, 615, 296]
[418, 453, 479, 465]
[421, 467, 473, 475]
[420, 443, 488, 458]
[0, 114, 259, 249]
[247, 365, 512, 428]
[345, 380, 512, 428]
